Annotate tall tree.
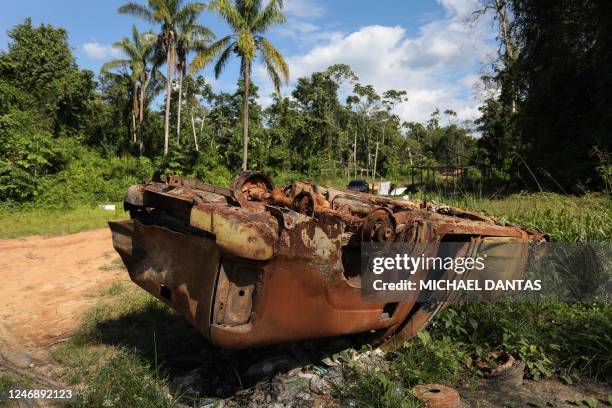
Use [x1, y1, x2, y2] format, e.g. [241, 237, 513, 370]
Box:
[118, 0, 207, 157]
[192, 0, 289, 170]
[102, 26, 156, 154]
[513, 0, 612, 190]
[175, 17, 214, 144]
[472, 0, 518, 112]
[0, 18, 96, 135]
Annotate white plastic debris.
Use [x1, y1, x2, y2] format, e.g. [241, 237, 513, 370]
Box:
[389, 187, 407, 196]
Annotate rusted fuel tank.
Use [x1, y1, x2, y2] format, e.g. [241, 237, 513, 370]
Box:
[109, 172, 545, 349]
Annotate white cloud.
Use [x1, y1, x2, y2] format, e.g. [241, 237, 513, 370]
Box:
[274, 20, 340, 46]
[437, 0, 480, 19]
[82, 42, 122, 59]
[254, 0, 496, 124]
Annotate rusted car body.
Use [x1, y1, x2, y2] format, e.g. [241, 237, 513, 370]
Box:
[109, 172, 544, 350]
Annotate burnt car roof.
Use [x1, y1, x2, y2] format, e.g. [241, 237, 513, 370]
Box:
[110, 172, 546, 350]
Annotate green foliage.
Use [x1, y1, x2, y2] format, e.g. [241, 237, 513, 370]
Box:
[191, 154, 233, 186]
[35, 152, 153, 209]
[0, 18, 97, 135]
[476, 0, 612, 191]
[0, 109, 71, 201]
[0, 205, 127, 239]
[393, 331, 467, 386]
[69, 354, 175, 408]
[337, 369, 423, 408]
[431, 302, 612, 381]
[417, 192, 611, 242]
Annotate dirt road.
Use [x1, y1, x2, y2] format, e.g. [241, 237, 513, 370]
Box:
[0, 229, 128, 367]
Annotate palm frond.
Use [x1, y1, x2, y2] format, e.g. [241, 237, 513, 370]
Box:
[209, 0, 245, 31]
[257, 37, 289, 83]
[118, 2, 155, 22]
[175, 2, 207, 24]
[150, 0, 172, 22]
[131, 25, 142, 49]
[213, 44, 234, 78]
[252, 0, 285, 34]
[150, 42, 168, 68]
[190, 39, 213, 54]
[188, 24, 216, 41]
[190, 35, 233, 72]
[115, 37, 141, 61]
[262, 55, 282, 94]
[101, 59, 130, 73]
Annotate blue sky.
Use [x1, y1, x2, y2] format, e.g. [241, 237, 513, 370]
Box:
[0, 0, 497, 123]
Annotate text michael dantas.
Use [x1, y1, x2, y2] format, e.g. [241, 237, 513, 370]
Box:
[370, 254, 541, 292]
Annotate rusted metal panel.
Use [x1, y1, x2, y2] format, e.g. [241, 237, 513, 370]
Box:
[110, 171, 545, 349]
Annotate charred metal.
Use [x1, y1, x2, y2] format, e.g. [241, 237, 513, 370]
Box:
[109, 171, 546, 350]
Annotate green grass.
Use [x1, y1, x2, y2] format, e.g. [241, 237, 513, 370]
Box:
[336, 369, 424, 408]
[51, 288, 178, 407]
[99, 281, 127, 297]
[415, 192, 611, 242]
[0, 204, 127, 239]
[0, 370, 36, 394]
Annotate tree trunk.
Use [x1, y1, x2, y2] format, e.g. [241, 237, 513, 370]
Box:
[163, 44, 174, 158]
[131, 112, 137, 144]
[353, 131, 357, 178]
[495, 0, 516, 113]
[191, 114, 199, 152]
[132, 82, 138, 143]
[242, 59, 250, 171]
[373, 141, 379, 184]
[139, 79, 146, 156]
[177, 66, 183, 144]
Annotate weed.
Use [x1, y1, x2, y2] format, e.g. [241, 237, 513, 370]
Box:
[336, 369, 423, 408]
[68, 353, 175, 408]
[392, 331, 469, 387]
[431, 302, 612, 381]
[0, 370, 35, 393]
[99, 281, 126, 297]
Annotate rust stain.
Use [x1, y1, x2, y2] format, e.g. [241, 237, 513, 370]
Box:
[111, 171, 546, 349]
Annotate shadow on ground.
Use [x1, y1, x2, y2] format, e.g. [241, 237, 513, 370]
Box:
[91, 301, 357, 402]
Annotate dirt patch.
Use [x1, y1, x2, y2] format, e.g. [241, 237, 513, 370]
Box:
[0, 229, 129, 367]
[459, 377, 612, 407]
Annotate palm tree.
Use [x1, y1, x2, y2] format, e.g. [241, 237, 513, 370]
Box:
[102, 25, 156, 155]
[191, 0, 289, 170]
[118, 0, 207, 157]
[176, 17, 214, 144]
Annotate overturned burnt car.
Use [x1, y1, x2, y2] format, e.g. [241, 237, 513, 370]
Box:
[109, 172, 545, 350]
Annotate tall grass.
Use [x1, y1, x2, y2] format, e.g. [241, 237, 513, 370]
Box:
[416, 192, 611, 242]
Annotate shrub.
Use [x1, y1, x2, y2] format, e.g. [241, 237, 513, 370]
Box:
[35, 152, 153, 209]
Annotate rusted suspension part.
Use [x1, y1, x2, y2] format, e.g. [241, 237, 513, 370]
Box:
[361, 207, 396, 243]
[293, 191, 315, 217]
[230, 171, 275, 203]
